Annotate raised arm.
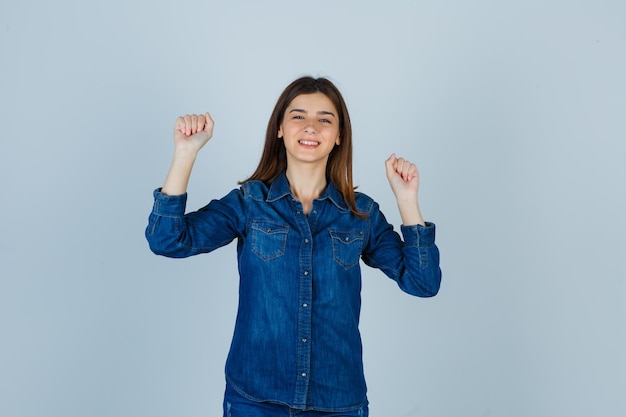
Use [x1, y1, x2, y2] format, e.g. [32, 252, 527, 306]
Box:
[162, 113, 214, 196]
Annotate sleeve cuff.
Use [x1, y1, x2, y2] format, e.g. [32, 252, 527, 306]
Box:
[400, 222, 436, 247]
[152, 188, 188, 216]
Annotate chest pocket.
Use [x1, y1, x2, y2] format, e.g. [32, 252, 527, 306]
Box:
[329, 230, 364, 269]
[251, 220, 289, 261]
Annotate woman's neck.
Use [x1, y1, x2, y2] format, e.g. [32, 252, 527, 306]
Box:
[285, 163, 327, 213]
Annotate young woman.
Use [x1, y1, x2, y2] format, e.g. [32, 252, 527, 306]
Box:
[146, 76, 441, 416]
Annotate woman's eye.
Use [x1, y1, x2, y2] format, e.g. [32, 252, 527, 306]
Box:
[320, 119, 331, 124]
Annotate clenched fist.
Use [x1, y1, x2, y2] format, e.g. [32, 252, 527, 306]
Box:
[385, 153, 424, 226]
[173, 112, 215, 155]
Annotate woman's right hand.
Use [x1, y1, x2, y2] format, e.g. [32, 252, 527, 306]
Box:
[161, 112, 214, 196]
[173, 112, 215, 155]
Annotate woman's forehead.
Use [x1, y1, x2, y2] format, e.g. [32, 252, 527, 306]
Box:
[287, 92, 338, 113]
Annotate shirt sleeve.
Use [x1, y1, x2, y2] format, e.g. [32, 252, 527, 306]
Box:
[145, 187, 246, 258]
[361, 202, 441, 297]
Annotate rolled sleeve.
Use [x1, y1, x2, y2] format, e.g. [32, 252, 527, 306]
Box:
[151, 188, 187, 217]
[400, 222, 436, 248]
[146, 187, 246, 258]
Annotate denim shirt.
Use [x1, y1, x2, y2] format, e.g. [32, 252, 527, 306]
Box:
[145, 173, 441, 412]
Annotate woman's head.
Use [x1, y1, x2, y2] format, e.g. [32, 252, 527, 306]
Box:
[271, 77, 352, 170]
[243, 76, 362, 216]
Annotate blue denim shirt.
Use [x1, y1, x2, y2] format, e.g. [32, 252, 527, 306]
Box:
[146, 172, 441, 412]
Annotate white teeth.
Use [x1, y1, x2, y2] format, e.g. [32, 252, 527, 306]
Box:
[299, 140, 319, 146]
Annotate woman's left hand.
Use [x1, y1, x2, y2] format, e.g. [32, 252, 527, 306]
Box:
[385, 153, 419, 199]
[385, 154, 424, 226]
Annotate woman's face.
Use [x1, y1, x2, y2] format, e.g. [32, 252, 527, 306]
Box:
[278, 92, 341, 169]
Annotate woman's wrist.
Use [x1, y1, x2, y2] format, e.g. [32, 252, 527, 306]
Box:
[397, 199, 425, 226]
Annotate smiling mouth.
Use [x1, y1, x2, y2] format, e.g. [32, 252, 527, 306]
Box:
[299, 140, 320, 146]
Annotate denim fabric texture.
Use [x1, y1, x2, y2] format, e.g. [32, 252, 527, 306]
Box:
[146, 172, 441, 412]
[223, 381, 369, 417]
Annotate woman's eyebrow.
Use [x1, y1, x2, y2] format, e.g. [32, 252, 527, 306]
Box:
[289, 108, 336, 117]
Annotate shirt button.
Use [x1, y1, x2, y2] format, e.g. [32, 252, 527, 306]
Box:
[302, 303, 308, 308]
[304, 238, 309, 243]
[301, 338, 307, 343]
[301, 373, 307, 377]
[303, 271, 309, 276]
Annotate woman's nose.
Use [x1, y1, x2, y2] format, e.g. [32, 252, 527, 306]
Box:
[304, 121, 318, 134]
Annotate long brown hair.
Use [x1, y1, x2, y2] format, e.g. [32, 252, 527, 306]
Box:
[241, 76, 365, 218]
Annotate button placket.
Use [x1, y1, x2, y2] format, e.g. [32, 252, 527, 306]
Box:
[292, 196, 313, 406]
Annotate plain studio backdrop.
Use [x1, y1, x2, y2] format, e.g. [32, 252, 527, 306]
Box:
[1, 1, 624, 416]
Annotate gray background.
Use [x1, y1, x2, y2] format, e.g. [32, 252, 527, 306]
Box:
[1, 1, 624, 416]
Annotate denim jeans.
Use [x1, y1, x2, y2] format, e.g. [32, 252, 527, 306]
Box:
[223, 383, 369, 417]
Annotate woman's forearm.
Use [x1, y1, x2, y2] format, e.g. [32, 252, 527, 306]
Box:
[161, 150, 198, 196]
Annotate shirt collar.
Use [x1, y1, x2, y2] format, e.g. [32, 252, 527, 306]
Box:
[267, 172, 349, 212]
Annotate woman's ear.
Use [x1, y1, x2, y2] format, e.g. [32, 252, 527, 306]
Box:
[278, 125, 283, 139]
[335, 136, 340, 145]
